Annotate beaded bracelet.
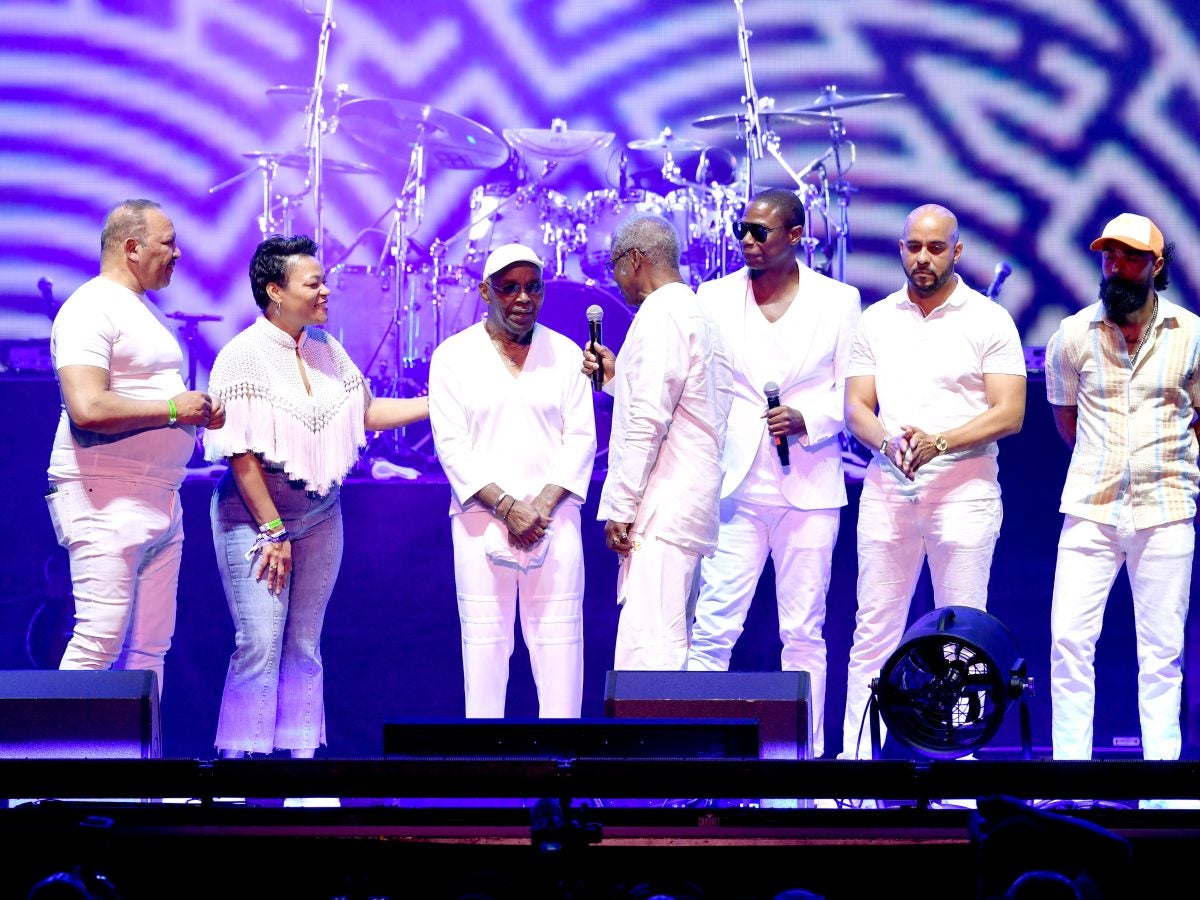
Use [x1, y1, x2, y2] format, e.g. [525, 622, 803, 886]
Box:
[243, 528, 290, 561]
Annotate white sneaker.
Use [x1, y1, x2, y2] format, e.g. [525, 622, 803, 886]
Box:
[283, 797, 341, 808]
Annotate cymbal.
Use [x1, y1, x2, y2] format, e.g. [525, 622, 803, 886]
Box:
[241, 150, 379, 175]
[691, 110, 838, 131]
[338, 97, 510, 170]
[790, 88, 904, 113]
[504, 127, 614, 159]
[627, 128, 707, 152]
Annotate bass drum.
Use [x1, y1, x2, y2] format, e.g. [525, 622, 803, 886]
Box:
[460, 182, 573, 281]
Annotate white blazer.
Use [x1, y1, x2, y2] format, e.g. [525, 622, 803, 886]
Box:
[697, 259, 862, 510]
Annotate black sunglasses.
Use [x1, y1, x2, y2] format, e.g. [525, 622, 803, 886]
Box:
[488, 279, 546, 298]
[732, 221, 787, 242]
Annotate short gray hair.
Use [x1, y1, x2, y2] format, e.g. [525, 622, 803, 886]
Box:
[611, 212, 681, 269]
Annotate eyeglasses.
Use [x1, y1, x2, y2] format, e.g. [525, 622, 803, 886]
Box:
[605, 247, 637, 275]
[488, 279, 546, 298]
[732, 221, 787, 242]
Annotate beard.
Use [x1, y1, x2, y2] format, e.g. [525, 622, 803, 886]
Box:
[1099, 274, 1152, 325]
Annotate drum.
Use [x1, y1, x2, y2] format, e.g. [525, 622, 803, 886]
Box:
[460, 183, 573, 280]
[664, 187, 745, 286]
[325, 263, 474, 386]
[573, 189, 667, 285]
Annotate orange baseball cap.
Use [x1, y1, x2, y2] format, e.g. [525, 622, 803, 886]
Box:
[1090, 213, 1164, 258]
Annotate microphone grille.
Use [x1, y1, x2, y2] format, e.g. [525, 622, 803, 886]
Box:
[763, 380, 780, 397]
[586, 304, 604, 322]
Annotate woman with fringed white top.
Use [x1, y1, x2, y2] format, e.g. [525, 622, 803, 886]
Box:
[203, 234, 428, 761]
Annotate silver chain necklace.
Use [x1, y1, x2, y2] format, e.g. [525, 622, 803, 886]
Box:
[1130, 295, 1159, 365]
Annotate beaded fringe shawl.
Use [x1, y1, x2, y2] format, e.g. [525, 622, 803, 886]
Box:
[204, 318, 368, 495]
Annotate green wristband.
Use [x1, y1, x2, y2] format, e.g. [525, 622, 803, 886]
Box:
[167, 398, 177, 426]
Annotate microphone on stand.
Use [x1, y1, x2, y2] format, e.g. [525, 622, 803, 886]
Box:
[763, 381, 790, 467]
[586, 305, 604, 391]
[985, 261, 1012, 301]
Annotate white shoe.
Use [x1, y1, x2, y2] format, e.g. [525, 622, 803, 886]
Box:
[283, 797, 341, 808]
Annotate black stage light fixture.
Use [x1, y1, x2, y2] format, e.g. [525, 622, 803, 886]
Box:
[870, 606, 1034, 760]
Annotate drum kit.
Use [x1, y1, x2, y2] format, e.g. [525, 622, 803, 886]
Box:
[206, 1, 904, 470]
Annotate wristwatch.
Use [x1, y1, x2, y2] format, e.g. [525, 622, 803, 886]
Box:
[934, 434, 949, 454]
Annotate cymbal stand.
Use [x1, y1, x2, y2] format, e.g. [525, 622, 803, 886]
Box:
[300, 0, 337, 263]
[363, 126, 432, 467]
[824, 116, 856, 283]
[732, 0, 765, 199]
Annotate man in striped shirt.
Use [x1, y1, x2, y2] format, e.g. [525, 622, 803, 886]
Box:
[1045, 212, 1200, 766]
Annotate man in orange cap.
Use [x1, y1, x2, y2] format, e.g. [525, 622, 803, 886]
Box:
[1045, 214, 1200, 790]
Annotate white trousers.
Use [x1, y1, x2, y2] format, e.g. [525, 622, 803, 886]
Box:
[688, 502, 840, 758]
[614, 534, 701, 671]
[46, 478, 184, 698]
[452, 506, 585, 718]
[1050, 510, 1193, 760]
[840, 493, 1000, 759]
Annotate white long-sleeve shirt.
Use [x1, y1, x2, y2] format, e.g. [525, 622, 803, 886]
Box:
[598, 282, 733, 555]
[429, 320, 596, 514]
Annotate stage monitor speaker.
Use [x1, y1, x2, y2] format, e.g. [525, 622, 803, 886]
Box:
[0, 670, 161, 759]
[604, 670, 812, 761]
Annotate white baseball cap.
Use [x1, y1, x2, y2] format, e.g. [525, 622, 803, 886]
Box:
[482, 243, 544, 281]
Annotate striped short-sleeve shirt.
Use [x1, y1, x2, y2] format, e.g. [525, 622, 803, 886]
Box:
[1044, 295, 1200, 528]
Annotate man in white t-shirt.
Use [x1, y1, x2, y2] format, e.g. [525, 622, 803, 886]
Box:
[46, 199, 223, 697]
[838, 203, 1027, 761]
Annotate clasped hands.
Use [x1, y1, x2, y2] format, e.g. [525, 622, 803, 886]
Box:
[505, 498, 551, 549]
[174, 390, 226, 430]
[881, 426, 944, 480]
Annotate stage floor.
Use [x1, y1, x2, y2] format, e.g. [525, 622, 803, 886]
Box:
[4, 759, 1200, 899]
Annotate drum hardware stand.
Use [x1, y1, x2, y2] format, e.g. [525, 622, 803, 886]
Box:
[165, 310, 224, 464]
[361, 123, 437, 470]
[732, 0, 766, 200]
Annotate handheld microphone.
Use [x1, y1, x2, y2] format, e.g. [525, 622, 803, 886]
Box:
[985, 261, 1012, 301]
[763, 381, 790, 467]
[586, 304, 604, 390]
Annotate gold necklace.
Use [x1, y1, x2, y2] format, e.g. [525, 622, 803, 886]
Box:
[489, 334, 527, 370]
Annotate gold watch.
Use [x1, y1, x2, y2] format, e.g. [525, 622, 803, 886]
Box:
[934, 434, 949, 454]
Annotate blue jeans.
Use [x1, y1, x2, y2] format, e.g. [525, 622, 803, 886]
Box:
[211, 468, 343, 754]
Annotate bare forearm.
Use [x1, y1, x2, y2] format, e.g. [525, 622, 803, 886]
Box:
[365, 396, 430, 431]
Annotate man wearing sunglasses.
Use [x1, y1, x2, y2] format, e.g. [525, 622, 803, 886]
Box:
[585, 213, 733, 670]
[684, 187, 862, 761]
[837, 204, 1026, 765]
[428, 243, 597, 718]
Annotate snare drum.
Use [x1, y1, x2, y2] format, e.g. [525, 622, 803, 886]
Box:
[574, 189, 667, 284]
[461, 183, 572, 280]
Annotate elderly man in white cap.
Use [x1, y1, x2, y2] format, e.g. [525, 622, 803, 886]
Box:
[428, 243, 596, 717]
[1045, 213, 1200, 780]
